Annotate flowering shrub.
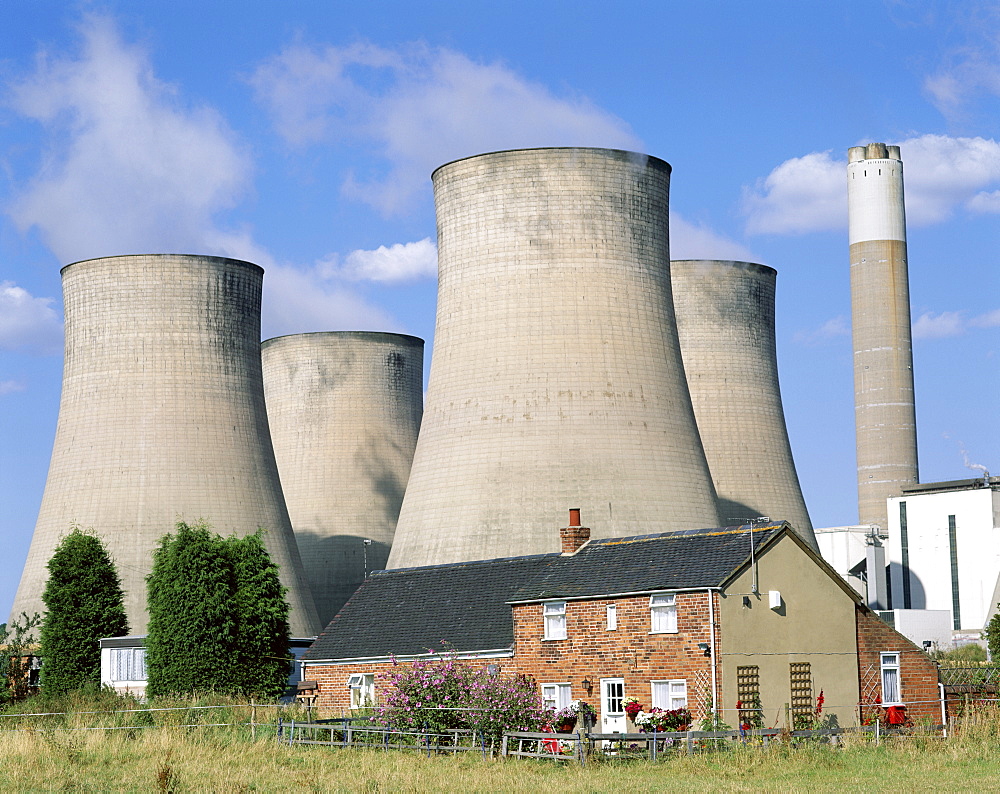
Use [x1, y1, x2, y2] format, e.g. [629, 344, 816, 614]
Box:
[376, 654, 549, 745]
[623, 697, 643, 721]
[634, 707, 692, 732]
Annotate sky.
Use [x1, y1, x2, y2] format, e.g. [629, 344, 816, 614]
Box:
[1, 0, 997, 621]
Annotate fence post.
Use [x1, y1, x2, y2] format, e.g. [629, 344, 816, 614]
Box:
[277, 717, 283, 743]
[686, 730, 694, 755]
[288, 719, 295, 746]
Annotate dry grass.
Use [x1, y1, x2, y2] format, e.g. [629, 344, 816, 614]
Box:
[1, 701, 999, 791]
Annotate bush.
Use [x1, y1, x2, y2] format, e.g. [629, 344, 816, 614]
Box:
[376, 654, 549, 745]
[39, 527, 128, 694]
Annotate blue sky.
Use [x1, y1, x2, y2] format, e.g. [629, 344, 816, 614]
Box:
[2, 0, 998, 620]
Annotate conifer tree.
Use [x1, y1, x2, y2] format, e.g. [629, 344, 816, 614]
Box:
[145, 521, 237, 697]
[39, 527, 128, 694]
[145, 521, 291, 698]
[227, 531, 291, 699]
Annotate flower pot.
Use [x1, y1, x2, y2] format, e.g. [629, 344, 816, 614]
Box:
[556, 719, 577, 733]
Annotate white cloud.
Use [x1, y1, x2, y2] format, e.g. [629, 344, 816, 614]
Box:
[912, 310, 966, 340]
[261, 262, 401, 340]
[6, 16, 411, 342]
[743, 135, 1000, 235]
[7, 14, 254, 263]
[742, 151, 845, 235]
[970, 308, 1000, 328]
[0, 281, 63, 354]
[792, 316, 850, 346]
[251, 42, 642, 214]
[325, 238, 438, 283]
[670, 214, 754, 261]
[0, 380, 27, 396]
[923, 7, 1000, 119]
[911, 308, 1000, 340]
[967, 190, 1000, 213]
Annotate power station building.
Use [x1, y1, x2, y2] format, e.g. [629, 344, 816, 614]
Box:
[387, 147, 722, 569]
[671, 259, 816, 548]
[262, 332, 423, 625]
[847, 143, 919, 532]
[10, 255, 321, 636]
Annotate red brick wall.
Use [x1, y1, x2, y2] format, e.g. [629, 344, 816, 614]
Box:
[508, 591, 721, 718]
[855, 605, 941, 724]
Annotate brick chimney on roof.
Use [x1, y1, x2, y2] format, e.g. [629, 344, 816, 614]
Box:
[560, 508, 591, 554]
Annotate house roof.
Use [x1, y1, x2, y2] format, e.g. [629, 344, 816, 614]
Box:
[507, 524, 785, 602]
[302, 523, 806, 663]
[302, 553, 556, 662]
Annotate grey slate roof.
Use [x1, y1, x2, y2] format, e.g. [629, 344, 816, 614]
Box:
[302, 524, 789, 663]
[302, 553, 557, 662]
[508, 524, 785, 602]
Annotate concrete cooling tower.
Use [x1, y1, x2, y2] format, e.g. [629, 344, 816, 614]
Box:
[261, 332, 423, 625]
[387, 147, 721, 569]
[670, 260, 816, 549]
[10, 255, 320, 636]
[847, 143, 919, 531]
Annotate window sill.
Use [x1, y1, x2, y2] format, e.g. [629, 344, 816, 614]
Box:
[542, 637, 567, 642]
[648, 630, 679, 635]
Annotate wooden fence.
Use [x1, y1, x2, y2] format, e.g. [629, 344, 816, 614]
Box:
[278, 720, 945, 765]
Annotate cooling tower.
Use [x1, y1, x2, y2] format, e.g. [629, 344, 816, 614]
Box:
[670, 260, 816, 549]
[847, 143, 919, 531]
[261, 332, 423, 624]
[10, 254, 320, 636]
[386, 147, 721, 568]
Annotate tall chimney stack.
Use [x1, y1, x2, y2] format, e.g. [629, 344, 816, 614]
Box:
[847, 143, 919, 532]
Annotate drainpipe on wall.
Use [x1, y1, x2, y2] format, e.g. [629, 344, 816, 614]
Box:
[939, 682, 947, 737]
[708, 589, 718, 721]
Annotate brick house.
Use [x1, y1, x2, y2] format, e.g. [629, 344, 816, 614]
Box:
[301, 516, 941, 728]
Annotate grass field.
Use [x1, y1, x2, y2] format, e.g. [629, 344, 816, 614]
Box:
[2, 697, 999, 792]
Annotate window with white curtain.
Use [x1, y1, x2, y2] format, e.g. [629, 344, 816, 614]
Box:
[881, 652, 900, 704]
[606, 603, 618, 631]
[541, 683, 572, 710]
[543, 601, 567, 640]
[651, 679, 687, 709]
[109, 648, 147, 682]
[649, 593, 677, 633]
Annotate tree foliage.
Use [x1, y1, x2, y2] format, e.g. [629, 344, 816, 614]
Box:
[226, 532, 291, 699]
[145, 521, 290, 699]
[39, 527, 129, 694]
[985, 609, 1000, 662]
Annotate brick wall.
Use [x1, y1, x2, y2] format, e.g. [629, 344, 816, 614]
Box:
[855, 605, 941, 724]
[508, 591, 721, 719]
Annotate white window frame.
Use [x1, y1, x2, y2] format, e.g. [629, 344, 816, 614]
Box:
[109, 647, 147, 682]
[606, 603, 618, 631]
[543, 601, 567, 640]
[651, 679, 687, 710]
[880, 652, 901, 705]
[541, 682, 572, 710]
[347, 673, 375, 709]
[650, 592, 677, 633]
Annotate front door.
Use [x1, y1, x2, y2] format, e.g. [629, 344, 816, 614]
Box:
[601, 677, 627, 734]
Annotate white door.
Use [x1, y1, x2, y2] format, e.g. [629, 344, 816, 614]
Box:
[601, 677, 627, 734]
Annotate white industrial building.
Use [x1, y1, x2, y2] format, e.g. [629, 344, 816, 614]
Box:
[886, 476, 1000, 641]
